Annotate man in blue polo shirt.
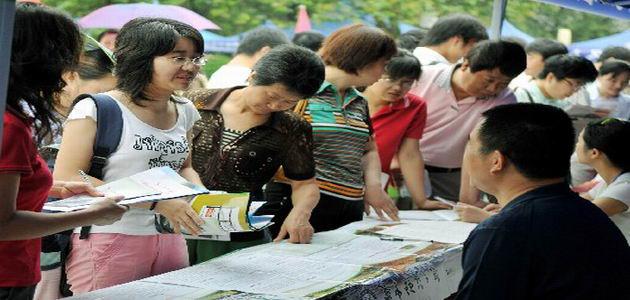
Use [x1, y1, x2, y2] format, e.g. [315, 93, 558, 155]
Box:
[456, 103, 629, 299]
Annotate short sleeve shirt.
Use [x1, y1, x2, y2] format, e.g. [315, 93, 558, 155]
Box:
[371, 93, 427, 173]
[188, 87, 315, 193]
[410, 64, 516, 168]
[589, 172, 630, 245]
[65, 95, 200, 235]
[303, 81, 373, 200]
[0, 110, 53, 287]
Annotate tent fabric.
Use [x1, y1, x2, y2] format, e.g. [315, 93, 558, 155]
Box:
[569, 30, 630, 60]
[534, 0, 630, 20]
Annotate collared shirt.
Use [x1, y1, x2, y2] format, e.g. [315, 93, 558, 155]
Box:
[515, 81, 572, 110]
[371, 93, 427, 173]
[188, 87, 315, 193]
[456, 183, 630, 300]
[304, 81, 373, 200]
[410, 64, 516, 168]
[412, 46, 450, 66]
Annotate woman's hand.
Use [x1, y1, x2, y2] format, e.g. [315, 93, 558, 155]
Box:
[274, 207, 314, 244]
[49, 181, 104, 199]
[154, 199, 204, 235]
[364, 184, 399, 221]
[84, 195, 128, 226]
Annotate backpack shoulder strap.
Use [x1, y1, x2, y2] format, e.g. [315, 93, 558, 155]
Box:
[74, 93, 123, 240]
[78, 93, 124, 180]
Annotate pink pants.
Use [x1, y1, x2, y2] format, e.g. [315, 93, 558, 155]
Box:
[65, 233, 189, 294]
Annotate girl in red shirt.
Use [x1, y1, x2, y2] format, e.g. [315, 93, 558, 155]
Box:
[0, 4, 126, 299]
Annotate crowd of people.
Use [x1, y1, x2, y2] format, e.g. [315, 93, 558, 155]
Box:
[1, 3, 629, 300]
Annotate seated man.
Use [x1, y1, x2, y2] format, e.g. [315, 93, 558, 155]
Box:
[456, 103, 630, 299]
[409, 40, 526, 205]
[515, 54, 597, 109]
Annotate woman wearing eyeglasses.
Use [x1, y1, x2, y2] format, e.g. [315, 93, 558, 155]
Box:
[514, 55, 597, 109]
[53, 18, 206, 293]
[576, 118, 630, 244]
[364, 50, 450, 211]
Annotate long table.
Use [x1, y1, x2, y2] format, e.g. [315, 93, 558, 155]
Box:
[71, 214, 470, 300]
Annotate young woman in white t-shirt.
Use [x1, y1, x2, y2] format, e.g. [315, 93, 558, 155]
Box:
[576, 118, 630, 243]
[53, 18, 206, 293]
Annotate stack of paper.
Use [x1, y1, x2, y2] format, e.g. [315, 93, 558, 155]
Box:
[44, 167, 209, 212]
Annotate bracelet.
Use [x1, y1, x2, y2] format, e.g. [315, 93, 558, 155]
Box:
[150, 202, 158, 211]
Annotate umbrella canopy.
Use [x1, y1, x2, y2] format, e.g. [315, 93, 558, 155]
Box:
[79, 3, 220, 31]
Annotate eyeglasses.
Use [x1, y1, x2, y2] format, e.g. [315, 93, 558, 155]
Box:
[561, 79, 583, 92]
[383, 78, 415, 89]
[171, 56, 207, 67]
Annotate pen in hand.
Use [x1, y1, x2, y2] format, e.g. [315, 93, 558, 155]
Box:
[78, 170, 92, 185]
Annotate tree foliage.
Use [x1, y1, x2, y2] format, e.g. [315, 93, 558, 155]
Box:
[44, 0, 629, 42]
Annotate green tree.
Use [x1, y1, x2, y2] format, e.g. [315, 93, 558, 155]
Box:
[45, 0, 628, 42]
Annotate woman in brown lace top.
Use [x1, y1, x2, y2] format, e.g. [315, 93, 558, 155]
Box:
[185, 45, 325, 263]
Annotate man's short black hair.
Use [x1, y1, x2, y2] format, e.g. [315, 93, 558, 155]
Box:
[597, 46, 630, 63]
[292, 31, 325, 52]
[397, 29, 426, 51]
[524, 38, 568, 60]
[251, 44, 325, 98]
[537, 55, 598, 82]
[583, 118, 630, 172]
[385, 49, 421, 80]
[479, 103, 575, 179]
[236, 27, 289, 55]
[422, 14, 488, 46]
[466, 40, 526, 78]
[599, 60, 630, 77]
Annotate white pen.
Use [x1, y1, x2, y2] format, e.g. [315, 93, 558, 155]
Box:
[434, 196, 456, 207]
[78, 170, 91, 185]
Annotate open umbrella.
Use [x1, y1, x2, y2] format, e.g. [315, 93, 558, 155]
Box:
[79, 3, 220, 31]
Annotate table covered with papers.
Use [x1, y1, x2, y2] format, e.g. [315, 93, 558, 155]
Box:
[71, 211, 474, 300]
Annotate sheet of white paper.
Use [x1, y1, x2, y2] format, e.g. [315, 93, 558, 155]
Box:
[432, 209, 460, 221]
[395, 210, 458, 221]
[377, 220, 477, 244]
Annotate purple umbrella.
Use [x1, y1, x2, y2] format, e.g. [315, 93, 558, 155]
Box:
[79, 3, 220, 30]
